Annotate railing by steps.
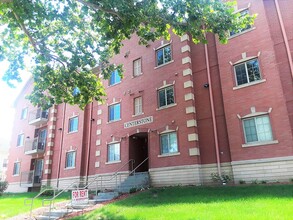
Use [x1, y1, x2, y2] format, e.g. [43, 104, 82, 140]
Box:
[26, 159, 135, 219]
[24, 186, 57, 220]
[130, 157, 149, 176]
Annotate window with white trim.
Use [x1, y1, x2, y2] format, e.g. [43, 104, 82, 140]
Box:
[17, 134, 24, 147]
[20, 108, 28, 120]
[65, 151, 76, 168]
[156, 45, 172, 66]
[108, 103, 121, 122]
[243, 115, 273, 143]
[158, 86, 175, 108]
[134, 96, 143, 115]
[160, 132, 178, 154]
[133, 58, 142, 77]
[108, 143, 120, 162]
[230, 9, 252, 36]
[69, 116, 78, 133]
[13, 162, 20, 175]
[234, 59, 261, 86]
[109, 70, 121, 86]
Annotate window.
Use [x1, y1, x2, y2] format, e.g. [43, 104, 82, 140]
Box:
[243, 115, 273, 143]
[134, 97, 143, 115]
[13, 162, 20, 175]
[2, 159, 8, 168]
[156, 45, 172, 66]
[65, 151, 76, 168]
[133, 58, 142, 77]
[108, 103, 121, 122]
[108, 143, 120, 162]
[158, 86, 175, 108]
[160, 132, 178, 154]
[234, 59, 261, 86]
[230, 9, 252, 36]
[20, 108, 28, 120]
[69, 116, 78, 133]
[17, 134, 24, 147]
[109, 70, 121, 86]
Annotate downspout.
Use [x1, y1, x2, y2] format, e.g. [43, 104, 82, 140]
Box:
[204, 39, 222, 178]
[275, 0, 293, 80]
[85, 102, 93, 184]
[56, 103, 66, 188]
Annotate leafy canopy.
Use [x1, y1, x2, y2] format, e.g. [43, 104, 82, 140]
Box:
[0, 0, 255, 109]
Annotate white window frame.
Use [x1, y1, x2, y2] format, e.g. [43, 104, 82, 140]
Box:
[134, 96, 143, 116]
[17, 133, 24, 147]
[20, 108, 28, 120]
[158, 86, 175, 108]
[156, 44, 172, 66]
[108, 103, 121, 122]
[160, 131, 179, 155]
[107, 142, 120, 162]
[13, 162, 20, 176]
[133, 58, 142, 77]
[65, 151, 76, 168]
[234, 58, 262, 86]
[68, 116, 78, 133]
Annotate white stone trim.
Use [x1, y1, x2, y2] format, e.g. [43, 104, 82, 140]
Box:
[96, 129, 101, 135]
[189, 148, 200, 156]
[48, 133, 55, 138]
[47, 142, 54, 147]
[184, 80, 193, 88]
[186, 106, 196, 114]
[96, 139, 101, 146]
[97, 119, 102, 125]
[183, 68, 192, 76]
[187, 119, 197, 127]
[182, 57, 191, 64]
[44, 169, 51, 174]
[45, 160, 52, 165]
[49, 125, 56, 130]
[180, 34, 190, 42]
[184, 93, 194, 101]
[50, 109, 57, 114]
[46, 150, 53, 156]
[233, 79, 266, 90]
[95, 162, 100, 168]
[188, 133, 198, 141]
[242, 140, 279, 148]
[97, 109, 102, 115]
[181, 45, 191, 53]
[50, 117, 57, 121]
[95, 150, 101, 156]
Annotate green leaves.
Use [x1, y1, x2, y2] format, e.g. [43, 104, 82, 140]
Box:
[0, 0, 255, 109]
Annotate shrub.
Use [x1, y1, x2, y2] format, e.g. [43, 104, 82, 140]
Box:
[251, 179, 258, 185]
[290, 178, 293, 183]
[40, 185, 55, 196]
[260, 180, 267, 184]
[129, 188, 137, 194]
[239, 180, 246, 185]
[0, 181, 8, 195]
[211, 172, 232, 184]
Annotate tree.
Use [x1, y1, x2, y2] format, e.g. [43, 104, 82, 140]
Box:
[0, 0, 255, 109]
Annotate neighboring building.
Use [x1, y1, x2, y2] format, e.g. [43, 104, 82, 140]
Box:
[0, 149, 8, 181]
[6, 0, 293, 192]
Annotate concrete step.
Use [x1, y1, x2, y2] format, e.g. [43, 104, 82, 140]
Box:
[94, 191, 119, 200]
[35, 215, 59, 220]
[66, 203, 92, 210]
[43, 209, 70, 217]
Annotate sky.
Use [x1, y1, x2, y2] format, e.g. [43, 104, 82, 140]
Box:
[0, 61, 30, 151]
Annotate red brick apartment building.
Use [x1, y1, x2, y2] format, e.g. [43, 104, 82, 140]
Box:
[6, 0, 293, 192]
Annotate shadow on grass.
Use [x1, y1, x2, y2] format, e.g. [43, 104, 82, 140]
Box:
[112, 184, 293, 207]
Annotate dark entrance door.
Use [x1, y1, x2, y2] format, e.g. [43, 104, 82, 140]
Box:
[129, 132, 148, 172]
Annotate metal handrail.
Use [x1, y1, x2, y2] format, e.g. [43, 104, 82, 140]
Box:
[129, 157, 149, 176]
[24, 187, 56, 220]
[41, 159, 136, 219]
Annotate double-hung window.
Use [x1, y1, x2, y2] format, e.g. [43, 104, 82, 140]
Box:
[156, 45, 172, 66]
[69, 116, 78, 133]
[17, 134, 24, 147]
[133, 58, 142, 77]
[243, 115, 273, 143]
[20, 108, 28, 120]
[234, 59, 261, 86]
[160, 132, 178, 154]
[109, 70, 121, 86]
[134, 97, 143, 115]
[230, 9, 252, 36]
[13, 162, 20, 175]
[108, 103, 121, 122]
[158, 86, 175, 108]
[108, 143, 120, 162]
[65, 151, 76, 168]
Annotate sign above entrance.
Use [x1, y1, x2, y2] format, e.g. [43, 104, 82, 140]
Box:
[124, 116, 153, 129]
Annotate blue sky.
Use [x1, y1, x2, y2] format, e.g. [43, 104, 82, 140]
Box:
[0, 61, 30, 151]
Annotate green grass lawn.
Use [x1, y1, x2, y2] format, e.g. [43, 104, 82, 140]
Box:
[0, 192, 70, 219]
[72, 184, 293, 220]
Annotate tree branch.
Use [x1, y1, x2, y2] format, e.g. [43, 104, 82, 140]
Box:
[75, 0, 123, 20]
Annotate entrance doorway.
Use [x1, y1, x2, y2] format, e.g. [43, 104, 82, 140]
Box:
[129, 132, 148, 172]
